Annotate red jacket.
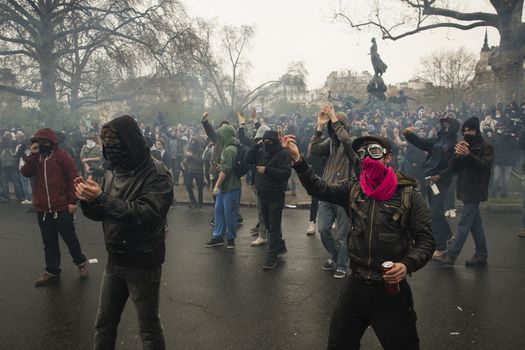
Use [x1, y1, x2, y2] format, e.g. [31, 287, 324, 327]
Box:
[21, 128, 79, 212]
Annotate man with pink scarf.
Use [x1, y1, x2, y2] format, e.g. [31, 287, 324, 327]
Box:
[282, 133, 434, 350]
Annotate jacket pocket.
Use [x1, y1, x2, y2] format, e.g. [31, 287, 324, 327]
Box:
[377, 232, 405, 262]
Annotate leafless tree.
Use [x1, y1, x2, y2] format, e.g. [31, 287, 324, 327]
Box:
[419, 46, 477, 103]
[334, 0, 525, 102]
[191, 22, 280, 118]
[0, 0, 192, 124]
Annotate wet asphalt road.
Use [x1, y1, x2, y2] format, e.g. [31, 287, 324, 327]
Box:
[0, 202, 524, 350]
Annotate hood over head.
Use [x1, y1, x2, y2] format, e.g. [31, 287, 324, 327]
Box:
[438, 117, 460, 139]
[31, 128, 58, 145]
[217, 123, 237, 149]
[254, 124, 271, 140]
[101, 115, 150, 170]
[462, 117, 481, 134]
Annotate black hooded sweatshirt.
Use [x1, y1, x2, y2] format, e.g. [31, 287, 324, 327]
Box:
[405, 118, 460, 185]
[81, 116, 174, 269]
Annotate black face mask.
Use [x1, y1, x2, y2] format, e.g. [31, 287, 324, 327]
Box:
[263, 142, 280, 156]
[39, 144, 53, 154]
[103, 143, 131, 170]
[463, 134, 478, 143]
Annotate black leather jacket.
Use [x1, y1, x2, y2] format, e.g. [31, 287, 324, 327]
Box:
[294, 159, 434, 282]
[81, 157, 173, 268]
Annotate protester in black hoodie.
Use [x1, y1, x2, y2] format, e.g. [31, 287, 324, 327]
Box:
[434, 117, 493, 266]
[246, 130, 291, 269]
[403, 115, 459, 257]
[75, 115, 173, 349]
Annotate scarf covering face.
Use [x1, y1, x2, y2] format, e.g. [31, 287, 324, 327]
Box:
[359, 157, 398, 201]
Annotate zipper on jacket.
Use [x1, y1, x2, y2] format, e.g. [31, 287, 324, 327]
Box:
[367, 200, 375, 280]
[43, 154, 52, 212]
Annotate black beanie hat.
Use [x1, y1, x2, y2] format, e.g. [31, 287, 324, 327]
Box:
[462, 117, 480, 134]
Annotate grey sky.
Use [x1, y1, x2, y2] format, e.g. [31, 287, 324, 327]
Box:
[185, 0, 499, 89]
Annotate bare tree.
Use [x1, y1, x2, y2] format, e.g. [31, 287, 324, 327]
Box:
[334, 0, 525, 102]
[191, 22, 279, 117]
[419, 46, 477, 103]
[0, 0, 191, 125]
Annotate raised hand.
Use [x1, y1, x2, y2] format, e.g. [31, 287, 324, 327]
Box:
[280, 133, 301, 162]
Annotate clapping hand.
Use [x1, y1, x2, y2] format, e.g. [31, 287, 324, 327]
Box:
[74, 175, 102, 203]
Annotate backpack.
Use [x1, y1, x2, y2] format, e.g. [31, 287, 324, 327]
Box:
[233, 144, 250, 178]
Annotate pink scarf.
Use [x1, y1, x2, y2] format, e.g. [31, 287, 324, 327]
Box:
[359, 157, 398, 201]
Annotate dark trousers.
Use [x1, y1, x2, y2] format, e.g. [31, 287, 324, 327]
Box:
[447, 201, 488, 258]
[426, 182, 453, 251]
[171, 157, 183, 184]
[310, 196, 319, 222]
[260, 192, 286, 256]
[328, 276, 419, 350]
[94, 261, 165, 350]
[37, 211, 86, 275]
[185, 172, 204, 204]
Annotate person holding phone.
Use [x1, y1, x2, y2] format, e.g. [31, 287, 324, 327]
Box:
[21, 128, 88, 286]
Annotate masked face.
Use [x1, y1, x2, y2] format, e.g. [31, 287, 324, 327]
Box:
[263, 140, 280, 155]
[32, 139, 53, 154]
[101, 130, 131, 170]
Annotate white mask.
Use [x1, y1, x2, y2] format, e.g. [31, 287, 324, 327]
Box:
[86, 140, 96, 149]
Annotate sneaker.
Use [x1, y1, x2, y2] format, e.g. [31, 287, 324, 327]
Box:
[251, 237, 267, 246]
[263, 255, 278, 270]
[204, 237, 224, 247]
[195, 203, 203, 209]
[21, 199, 31, 205]
[209, 219, 215, 227]
[518, 229, 525, 238]
[35, 272, 60, 287]
[250, 225, 260, 236]
[465, 254, 487, 266]
[226, 239, 235, 249]
[331, 222, 336, 230]
[276, 247, 288, 258]
[333, 270, 347, 279]
[78, 262, 89, 279]
[449, 209, 457, 218]
[444, 210, 450, 217]
[306, 221, 316, 236]
[189, 202, 196, 209]
[433, 253, 456, 265]
[432, 250, 446, 258]
[322, 259, 336, 271]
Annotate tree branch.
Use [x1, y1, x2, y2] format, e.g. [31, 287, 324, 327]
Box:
[0, 84, 40, 99]
[422, 5, 498, 27]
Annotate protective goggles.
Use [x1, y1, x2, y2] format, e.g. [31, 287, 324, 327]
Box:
[356, 143, 387, 160]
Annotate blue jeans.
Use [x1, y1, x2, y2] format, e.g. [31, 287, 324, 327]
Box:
[491, 165, 512, 197]
[317, 201, 350, 271]
[447, 201, 488, 259]
[1, 166, 24, 200]
[426, 182, 453, 251]
[19, 173, 32, 200]
[94, 261, 165, 350]
[211, 188, 241, 240]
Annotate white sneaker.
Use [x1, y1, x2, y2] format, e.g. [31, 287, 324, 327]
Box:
[251, 237, 267, 246]
[444, 210, 450, 217]
[450, 209, 457, 218]
[306, 221, 316, 235]
[331, 222, 337, 230]
[21, 200, 32, 205]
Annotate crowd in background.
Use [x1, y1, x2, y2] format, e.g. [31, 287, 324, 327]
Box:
[1, 99, 525, 209]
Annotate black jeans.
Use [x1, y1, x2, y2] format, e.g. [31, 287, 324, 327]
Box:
[310, 196, 319, 222]
[37, 210, 86, 275]
[260, 191, 286, 256]
[328, 276, 419, 350]
[94, 260, 165, 350]
[185, 172, 204, 204]
[426, 182, 453, 251]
